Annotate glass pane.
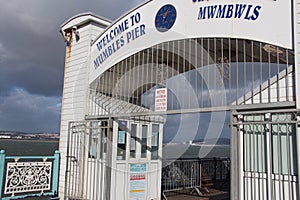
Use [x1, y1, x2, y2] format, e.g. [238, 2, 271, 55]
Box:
[88, 121, 108, 160]
[151, 124, 159, 160]
[102, 125, 107, 160]
[130, 124, 137, 158]
[117, 120, 127, 160]
[89, 121, 99, 159]
[141, 125, 148, 158]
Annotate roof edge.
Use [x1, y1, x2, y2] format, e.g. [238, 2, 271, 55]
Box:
[60, 12, 112, 30]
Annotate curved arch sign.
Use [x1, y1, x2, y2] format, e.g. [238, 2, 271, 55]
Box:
[89, 0, 293, 84]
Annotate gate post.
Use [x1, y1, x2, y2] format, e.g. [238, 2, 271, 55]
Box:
[52, 151, 60, 196]
[230, 112, 240, 200]
[0, 150, 5, 198]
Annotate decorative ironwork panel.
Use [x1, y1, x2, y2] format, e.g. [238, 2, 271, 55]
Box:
[4, 161, 52, 195]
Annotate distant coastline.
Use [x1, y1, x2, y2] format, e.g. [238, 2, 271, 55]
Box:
[0, 138, 59, 142]
[0, 131, 59, 141]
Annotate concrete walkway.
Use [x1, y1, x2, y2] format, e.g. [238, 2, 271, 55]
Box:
[164, 188, 230, 200]
[167, 193, 229, 200]
[167, 195, 230, 200]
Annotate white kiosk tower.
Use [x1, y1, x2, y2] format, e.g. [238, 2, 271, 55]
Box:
[59, 13, 163, 200]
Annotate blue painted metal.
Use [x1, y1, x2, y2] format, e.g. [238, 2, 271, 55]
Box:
[1, 192, 56, 200]
[0, 150, 5, 198]
[6, 155, 57, 159]
[0, 150, 60, 200]
[52, 150, 60, 197]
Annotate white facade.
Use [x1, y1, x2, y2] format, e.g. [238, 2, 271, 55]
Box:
[59, 0, 300, 199]
[59, 13, 111, 199]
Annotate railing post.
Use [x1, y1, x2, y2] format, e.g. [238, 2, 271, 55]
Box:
[0, 150, 6, 198]
[52, 151, 60, 197]
[227, 158, 230, 181]
[199, 159, 202, 189]
[214, 157, 217, 182]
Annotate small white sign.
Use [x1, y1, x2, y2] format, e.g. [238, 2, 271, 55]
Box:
[155, 88, 167, 112]
[130, 163, 146, 200]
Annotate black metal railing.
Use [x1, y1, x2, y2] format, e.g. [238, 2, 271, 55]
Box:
[162, 158, 230, 198]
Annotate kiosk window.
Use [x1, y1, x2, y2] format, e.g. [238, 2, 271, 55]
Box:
[141, 125, 148, 158]
[89, 122, 98, 159]
[130, 124, 137, 158]
[151, 124, 159, 160]
[89, 121, 108, 160]
[101, 127, 107, 160]
[117, 121, 127, 160]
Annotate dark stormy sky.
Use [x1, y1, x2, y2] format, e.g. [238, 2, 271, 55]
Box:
[0, 0, 145, 133]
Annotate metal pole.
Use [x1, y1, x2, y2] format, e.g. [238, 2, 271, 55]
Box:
[295, 122, 300, 200]
[0, 150, 5, 198]
[52, 151, 60, 197]
[199, 159, 202, 189]
[230, 112, 239, 200]
[214, 157, 217, 183]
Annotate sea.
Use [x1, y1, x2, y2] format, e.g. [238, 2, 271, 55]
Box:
[0, 139, 230, 159]
[0, 139, 59, 156]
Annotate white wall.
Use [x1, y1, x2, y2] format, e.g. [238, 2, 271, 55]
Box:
[59, 16, 109, 199]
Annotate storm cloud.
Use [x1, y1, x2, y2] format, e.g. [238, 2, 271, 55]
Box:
[0, 0, 145, 132]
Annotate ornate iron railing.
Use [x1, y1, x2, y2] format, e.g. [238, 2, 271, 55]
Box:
[0, 150, 60, 200]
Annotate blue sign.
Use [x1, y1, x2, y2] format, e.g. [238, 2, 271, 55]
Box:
[130, 163, 146, 200]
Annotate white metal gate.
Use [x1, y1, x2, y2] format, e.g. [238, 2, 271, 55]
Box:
[231, 110, 300, 200]
[65, 120, 110, 200]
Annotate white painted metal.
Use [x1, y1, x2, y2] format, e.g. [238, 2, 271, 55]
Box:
[233, 111, 299, 200]
[235, 66, 295, 105]
[65, 118, 163, 200]
[109, 119, 163, 200]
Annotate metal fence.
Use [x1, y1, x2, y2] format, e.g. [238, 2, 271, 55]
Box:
[162, 158, 230, 198]
[231, 110, 300, 200]
[0, 150, 60, 200]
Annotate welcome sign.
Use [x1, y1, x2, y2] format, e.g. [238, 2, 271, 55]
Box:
[89, 0, 293, 84]
[93, 12, 147, 69]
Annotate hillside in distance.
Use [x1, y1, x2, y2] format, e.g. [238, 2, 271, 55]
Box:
[0, 131, 59, 140]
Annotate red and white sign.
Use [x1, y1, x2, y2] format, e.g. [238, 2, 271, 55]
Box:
[155, 88, 167, 112]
